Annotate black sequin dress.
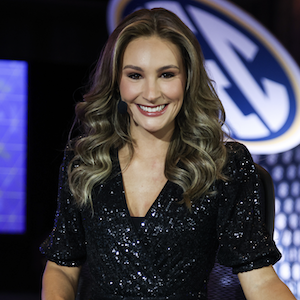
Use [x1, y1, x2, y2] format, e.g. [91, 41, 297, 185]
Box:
[40, 142, 281, 300]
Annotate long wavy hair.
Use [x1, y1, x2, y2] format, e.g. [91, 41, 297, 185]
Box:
[68, 8, 228, 208]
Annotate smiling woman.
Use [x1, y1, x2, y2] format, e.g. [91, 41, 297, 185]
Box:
[66, 7, 228, 209]
[40, 7, 295, 300]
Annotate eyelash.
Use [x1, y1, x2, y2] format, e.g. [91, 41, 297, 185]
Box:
[128, 73, 142, 80]
[127, 72, 175, 80]
[161, 72, 175, 78]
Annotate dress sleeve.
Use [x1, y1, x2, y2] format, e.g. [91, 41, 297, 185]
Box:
[216, 142, 281, 274]
[39, 147, 86, 267]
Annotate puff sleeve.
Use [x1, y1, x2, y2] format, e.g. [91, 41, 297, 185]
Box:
[39, 147, 86, 267]
[217, 143, 281, 274]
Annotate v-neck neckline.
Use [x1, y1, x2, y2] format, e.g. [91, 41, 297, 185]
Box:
[116, 153, 170, 218]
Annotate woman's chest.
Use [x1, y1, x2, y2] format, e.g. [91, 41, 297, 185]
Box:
[80, 175, 220, 255]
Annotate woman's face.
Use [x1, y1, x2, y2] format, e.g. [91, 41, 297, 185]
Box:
[119, 35, 186, 139]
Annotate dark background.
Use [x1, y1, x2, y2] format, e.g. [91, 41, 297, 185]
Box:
[0, 0, 299, 295]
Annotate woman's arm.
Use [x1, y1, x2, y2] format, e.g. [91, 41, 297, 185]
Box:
[42, 260, 82, 300]
[238, 265, 295, 300]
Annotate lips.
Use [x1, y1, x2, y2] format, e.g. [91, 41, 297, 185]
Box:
[136, 104, 168, 116]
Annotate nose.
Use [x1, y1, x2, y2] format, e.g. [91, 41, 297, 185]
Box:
[143, 78, 160, 102]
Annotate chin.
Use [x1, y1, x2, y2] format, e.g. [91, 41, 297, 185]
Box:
[144, 127, 162, 133]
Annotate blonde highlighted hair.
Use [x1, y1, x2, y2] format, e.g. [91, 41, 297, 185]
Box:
[68, 8, 227, 208]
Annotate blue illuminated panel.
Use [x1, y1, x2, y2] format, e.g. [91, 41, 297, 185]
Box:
[0, 60, 27, 234]
[253, 148, 300, 297]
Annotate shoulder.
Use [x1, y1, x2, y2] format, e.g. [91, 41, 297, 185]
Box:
[63, 143, 76, 164]
[225, 141, 251, 157]
[58, 141, 78, 174]
[225, 141, 253, 165]
[63, 136, 88, 164]
[223, 141, 255, 178]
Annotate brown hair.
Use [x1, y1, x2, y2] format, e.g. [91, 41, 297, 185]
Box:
[68, 8, 227, 208]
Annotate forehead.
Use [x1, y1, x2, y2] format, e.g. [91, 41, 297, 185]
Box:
[122, 36, 183, 66]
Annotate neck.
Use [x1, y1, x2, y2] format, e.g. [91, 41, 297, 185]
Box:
[119, 131, 173, 164]
[132, 129, 173, 159]
[135, 139, 170, 160]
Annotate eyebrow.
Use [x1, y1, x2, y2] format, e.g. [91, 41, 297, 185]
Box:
[123, 65, 180, 72]
[123, 65, 143, 71]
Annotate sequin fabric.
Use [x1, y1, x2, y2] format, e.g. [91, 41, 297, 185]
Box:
[40, 142, 281, 299]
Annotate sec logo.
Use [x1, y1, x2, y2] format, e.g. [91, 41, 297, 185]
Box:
[107, 0, 300, 154]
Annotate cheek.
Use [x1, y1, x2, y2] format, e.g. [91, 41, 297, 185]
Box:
[119, 78, 139, 101]
[163, 82, 185, 102]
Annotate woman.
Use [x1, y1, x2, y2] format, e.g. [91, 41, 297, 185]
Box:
[40, 8, 295, 300]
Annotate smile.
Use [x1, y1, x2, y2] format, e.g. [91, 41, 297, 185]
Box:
[138, 104, 167, 112]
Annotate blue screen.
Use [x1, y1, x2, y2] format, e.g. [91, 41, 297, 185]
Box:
[0, 60, 27, 234]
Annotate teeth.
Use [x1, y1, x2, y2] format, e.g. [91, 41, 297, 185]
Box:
[139, 104, 166, 112]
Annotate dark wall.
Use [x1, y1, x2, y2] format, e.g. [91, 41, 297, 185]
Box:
[0, 0, 108, 65]
[0, 0, 299, 294]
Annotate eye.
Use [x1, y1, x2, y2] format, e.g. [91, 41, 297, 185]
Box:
[128, 73, 142, 80]
[161, 72, 175, 79]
